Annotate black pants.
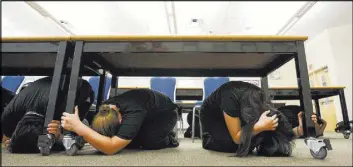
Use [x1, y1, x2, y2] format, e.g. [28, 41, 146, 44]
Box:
[126, 109, 178, 150]
[1, 87, 15, 142]
[200, 110, 239, 153]
[8, 104, 91, 153]
[8, 113, 64, 153]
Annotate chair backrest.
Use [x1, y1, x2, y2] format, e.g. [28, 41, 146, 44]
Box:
[203, 77, 230, 100]
[1, 76, 25, 93]
[150, 77, 176, 102]
[88, 76, 112, 104]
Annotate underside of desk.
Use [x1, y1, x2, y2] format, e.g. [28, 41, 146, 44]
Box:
[270, 88, 341, 100]
[1, 42, 101, 76]
[82, 41, 298, 77]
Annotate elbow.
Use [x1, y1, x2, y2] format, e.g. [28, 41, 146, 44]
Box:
[100, 143, 120, 155]
[231, 133, 241, 144]
[233, 138, 241, 145]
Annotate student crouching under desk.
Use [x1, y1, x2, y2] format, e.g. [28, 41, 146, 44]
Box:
[2, 77, 95, 153]
[199, 81, 319, 157]
[61, 88, 179, 155]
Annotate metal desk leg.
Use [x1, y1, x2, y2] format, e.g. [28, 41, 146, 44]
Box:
[314, 99, 321, 118]
[261, 76, 271, 100]
[95, 70, 106, 112]
[295, 41, 332, 160]
[38, 41, 74, 156]
[198, 109, 203, 140]
[110, 75, 118, 98]
[62, 41, 85, 156]
[261, 76, 269, 94]
[191, 106, 200, 143]
[338, 89, 351, 139]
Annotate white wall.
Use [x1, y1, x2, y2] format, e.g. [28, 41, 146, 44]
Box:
[327, 24, 353, 121]
[305, 30, 338, 82]
[295, 24, 353, 122]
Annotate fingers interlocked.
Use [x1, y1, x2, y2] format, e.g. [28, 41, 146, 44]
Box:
[270, 114, 278, 131]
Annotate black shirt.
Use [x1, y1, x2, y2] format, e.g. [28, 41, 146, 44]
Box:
[202, 81, 262, 120]
[102, 89, 178, 140]
[2, 77, 53, 137]
[1, 86, 15, 110]
[1, 77, 93, 138]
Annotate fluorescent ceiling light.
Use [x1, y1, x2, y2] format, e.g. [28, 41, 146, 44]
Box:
[296, 1, 317, 17]
[277, 1, 317, 35]
[25, 1, 75, 35]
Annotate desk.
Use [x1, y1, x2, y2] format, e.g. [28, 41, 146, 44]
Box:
[2, 35, 331, 158]
[66, 35, 318, 137]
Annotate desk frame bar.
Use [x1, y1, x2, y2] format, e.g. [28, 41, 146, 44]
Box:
[294, 41, 316, 138]
[43, 41, 74, 133]
[314, 99, 322, 118]
[96, 70, 106, 112]
[63, 41, 84, 136]
[110, 75, 118, 98]
[261, 76, 269, 99]
[339, 90, 350, 130]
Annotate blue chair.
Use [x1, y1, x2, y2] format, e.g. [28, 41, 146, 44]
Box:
[88, 76, 112, 104]
[150, 77, 176, 102]
[150, 77, 183, 140]
[192, 77, 230, 142]
[1, 76, 25, 93]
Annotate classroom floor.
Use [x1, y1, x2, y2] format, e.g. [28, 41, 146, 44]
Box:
[1, 132, 352, 166]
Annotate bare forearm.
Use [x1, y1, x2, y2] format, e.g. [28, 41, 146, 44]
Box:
[75, 124, 120, 155]
[292, 127, 302, 138]
[232, 124, 263, 144]
[2, 135, 10, 147]
[317, 121, 327, 135]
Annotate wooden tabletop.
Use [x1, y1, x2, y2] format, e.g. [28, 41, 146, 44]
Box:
[2, 35, 308, 42]
[271, 86, 346, 90]
[1, 36, 71, 42]
[118, 86, 345, 90]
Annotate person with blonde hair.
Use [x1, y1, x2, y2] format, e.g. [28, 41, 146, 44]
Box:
[61, 89, 179, 155]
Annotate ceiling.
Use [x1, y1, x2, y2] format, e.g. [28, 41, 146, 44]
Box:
[285, 1, 352, 39]
[1, 1, 352, 37]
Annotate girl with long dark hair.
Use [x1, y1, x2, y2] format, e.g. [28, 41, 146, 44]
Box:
[200, 81, 308, 157]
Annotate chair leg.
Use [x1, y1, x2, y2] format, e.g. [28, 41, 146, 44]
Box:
[179, 118, 183, 135]
[181, 119, 184, 133]
[192, 106, 197, 143]
[174, 123, 179, 141]
[174, 109, 180, 141]
[198, 109, 203, 140]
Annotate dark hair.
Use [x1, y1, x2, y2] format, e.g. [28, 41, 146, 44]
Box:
[53, 78, 95, 121]
[20, 82, 31, 92]
[91, 104, 121, 137]
[277, 105, 301, 128]
[75, 80, 95, 120]
[235, 86, 295, 157]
